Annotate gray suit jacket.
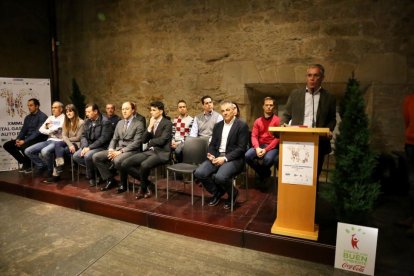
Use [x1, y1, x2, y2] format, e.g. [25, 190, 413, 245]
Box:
[282, 88, 336, 154]
[109, 117, 145, 152]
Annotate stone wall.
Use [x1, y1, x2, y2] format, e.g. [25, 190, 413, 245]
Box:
[56, 0, 414, 153]
[0, 0, 50, 78]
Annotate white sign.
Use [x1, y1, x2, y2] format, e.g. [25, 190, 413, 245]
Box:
[335, 222, 378, 275]
[281, 141, 314, 185]
[0, 78, 51, 171]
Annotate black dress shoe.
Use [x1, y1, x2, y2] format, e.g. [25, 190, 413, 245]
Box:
[43, 177, 55, 183]
[208, 196, 221, 206]
[116, 184, 127, 194]
[143, 187, 152, 198]
[135, 187, 145, 199]
[224, 188, 239, 209]
[101, 179, 117, 191]
[89, 179, 97, 187]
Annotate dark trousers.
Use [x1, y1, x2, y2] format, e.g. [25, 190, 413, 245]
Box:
[93, 150, 136, 183]
[194, 158, 244, 197]
[121, 150, 167, 190]
[245, 145, 278, 179]
[3, 137, 46, 167]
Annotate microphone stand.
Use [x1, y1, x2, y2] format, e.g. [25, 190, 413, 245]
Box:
[312, 90, 315, 128]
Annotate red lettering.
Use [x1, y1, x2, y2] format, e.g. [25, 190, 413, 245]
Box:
[341, 263, 365, 272]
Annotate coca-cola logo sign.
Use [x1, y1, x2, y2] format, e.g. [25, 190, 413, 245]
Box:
[335, 223, 378, 276]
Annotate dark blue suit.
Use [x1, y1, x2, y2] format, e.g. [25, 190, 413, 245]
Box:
[194, 118, 249, 197]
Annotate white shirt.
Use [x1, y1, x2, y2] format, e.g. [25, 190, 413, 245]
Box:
[304, 87, 321, 128]
[39, 114, 65, 141]
[219, 117, 236, 153]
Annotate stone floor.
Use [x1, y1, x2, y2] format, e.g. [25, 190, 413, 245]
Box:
[0, 192, 355, 276]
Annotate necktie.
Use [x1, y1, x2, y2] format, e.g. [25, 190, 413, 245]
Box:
[123, 120, 128, 133]
[153, 121, 159, 134]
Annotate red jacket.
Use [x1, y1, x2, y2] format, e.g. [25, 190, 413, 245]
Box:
[251, 114, 280, 152]
[404, 94, 414, 145]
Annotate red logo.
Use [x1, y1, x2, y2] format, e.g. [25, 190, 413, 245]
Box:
[351, 234, 359, 249]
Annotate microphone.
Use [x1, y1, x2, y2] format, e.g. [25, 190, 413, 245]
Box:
[311, 89, 315, 128]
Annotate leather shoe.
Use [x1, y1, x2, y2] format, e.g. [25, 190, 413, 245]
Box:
[116, 184, 128, 194]
[143, 187, 152, 198]
[135, 187, 145, 199]
[135, 186, 152, 199]
[101, 178, 117, 191]
[208, 191, 223, 207]
[224, 188, 239, 209]
[89, 179, 97, 187]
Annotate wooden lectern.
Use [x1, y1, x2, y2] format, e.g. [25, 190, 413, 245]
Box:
[269, 127, 330, 240]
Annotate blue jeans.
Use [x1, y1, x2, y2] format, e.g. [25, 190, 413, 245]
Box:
[245, 145, 278, 179]
[24, 140, 58, 175]
[194, 158, 244, 196]
[73, 148, 104, 179]
[54, 141, 69, 159]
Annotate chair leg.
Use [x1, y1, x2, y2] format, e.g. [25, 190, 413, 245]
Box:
[231, 178, 235, 212]
[166, 170, 169, 200]
[71, 156, 75, 182]
[191, 173, 194, 205]
[273, 165, 278, 196]
[154, 167, 158, 199]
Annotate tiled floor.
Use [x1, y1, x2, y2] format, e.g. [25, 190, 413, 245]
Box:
[0, 192, 349, 275]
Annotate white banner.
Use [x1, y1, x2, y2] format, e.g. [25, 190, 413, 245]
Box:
[0, 78, 51, 171]
[335, 222, 378, 275]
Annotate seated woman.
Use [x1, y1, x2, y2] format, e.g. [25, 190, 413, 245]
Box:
[53, 104, 84, 180]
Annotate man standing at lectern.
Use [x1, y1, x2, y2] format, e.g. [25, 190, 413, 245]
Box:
[281, 64, 336, 177]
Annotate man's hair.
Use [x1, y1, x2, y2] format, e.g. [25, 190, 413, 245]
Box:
[177, 100, 186, 106]
[263, 96, 275, 104]
[201, 95, 212, 104]
[123, 101, 135, 110]
[308, 64, 325, 77]
[150, 101, 167, 118]
[28, 98, 40, 106]
[85, 103, 100, 113]
[220, 100, 234, 108]
[106, 103, 115, 109]
[150, 101, 164, 111]
[52, 101, 64, 108]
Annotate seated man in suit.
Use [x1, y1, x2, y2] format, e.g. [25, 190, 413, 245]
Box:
[93, 102, 145, 193]
[194, 101, 249, 209]
[121, 101, 172, 199]
[73, 103, 113, 186]
[245, 96, 280, 190]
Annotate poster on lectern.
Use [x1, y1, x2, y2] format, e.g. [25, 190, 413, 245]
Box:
[0, 78, 51, 171]
[281, 141, 314, 185]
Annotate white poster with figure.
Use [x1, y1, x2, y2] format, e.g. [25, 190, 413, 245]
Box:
[0, 78, 51, 171]
[281, 141, 314, 185]
[335, 222, 378, 275]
